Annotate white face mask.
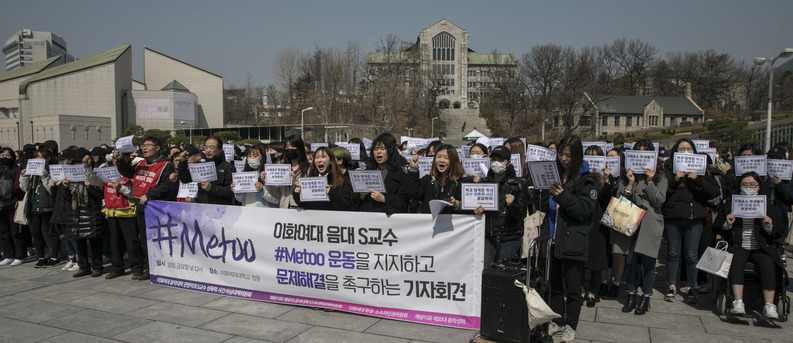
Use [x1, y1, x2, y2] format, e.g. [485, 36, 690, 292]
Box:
[247, 158, 261, 169]
[469, 154, 483, 159]
[490, 161, 507, 174]
[741, 187, 759, 196]
[105, 153, 114, 161]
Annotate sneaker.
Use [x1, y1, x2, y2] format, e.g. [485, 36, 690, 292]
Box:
[10, 259, 23, 266]
[43, 258, 60, 267]
[664, 285, 676, 302]
[548, 321, 563, 336]
[764, 304, 779, 319]
[68, 263, 80, 272]
[35, 259, 47, 268]
[61, 260, 74, 271]
[683, 288, 698, 304]
[0, 258, 13, 266]
[731, 300, 745, 315]
[561, 325, 576, 343]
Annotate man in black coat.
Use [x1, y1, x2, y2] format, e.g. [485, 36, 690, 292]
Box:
[177, 135, 235, 205]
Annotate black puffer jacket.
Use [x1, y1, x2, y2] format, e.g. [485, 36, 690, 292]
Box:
[52, 182, 104, 239]
[21, 174, 55, 214]
[177, 157, 235, 205]
[482, 166, 529, 242]
[662, 158, 721, 220]
[551, 165, 597, 262]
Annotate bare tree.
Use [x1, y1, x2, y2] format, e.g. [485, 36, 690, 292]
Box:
[556, 46, 611, 137]
[274, 46, 302, 106]
[602, 38, 659, 95]
[521, 44, 569, 119]
[481, 50, 528, 137]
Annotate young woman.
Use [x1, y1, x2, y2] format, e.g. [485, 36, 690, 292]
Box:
[232, 144, 274, 207]
[582, 145, 614, 308]
[713, 172, 784, 319]
[359, 133, 411, 214]
[293, 147, 354, 211]
[617, 139, 667, 315]
[263, 135, 310, 209]
[20, 148, 59, 267]
[662, 138, 720, 303]
[348, 138, 369, 170]
[546, 136, 597, 342]
[468, 143, 489, 159]
[408, 144, 467, 214]
[0, 148, 23, 266]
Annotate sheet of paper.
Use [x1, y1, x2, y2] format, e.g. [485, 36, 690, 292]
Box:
[418, 157, 433, 178]
[299, 177, 330, 202]
[429, 199, 453, 220]
[264, 164, 292, 186]
[188, 162, 218, 182]
[336, 143, 361, 161]
[461, 183, 498, 211]
[525, 144, 556, 162]
[527, 161, 560, 190]
[49, 164, 65, 181]
[732, 195, 766, 219]
[63, 164, 86, 182]
[462, 158, 489, 178]
[692, 139, 710, 151]
[734, 155, 767, 176]
[510, 154, 522, 177]
[673, 153, 707, 176]
[234, 159, 246, 172]
[95, 166, 123, 183]
[362, 137, 373, 150]
[767, 159, 793, 180]
[25, 158, 46, 176]
[606, 156, 621, 176]
[310, 143, 329, 152]
[233, 171, 259, 193]
[624, 150, 657, 174]
[349, 170, 386, 193]
[115, 135, 136, 154]
[177, 182, 198, 199]
[583, 156, 605, 174]
[222, 145, 234, 161]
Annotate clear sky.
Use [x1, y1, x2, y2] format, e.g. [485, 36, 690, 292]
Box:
[3, 0, 792, 88]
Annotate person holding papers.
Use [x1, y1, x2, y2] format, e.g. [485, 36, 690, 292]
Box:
[0, 148, 24, 266]
[19, 148, 59, 267]
[100, 171, 139, 280]
[712, 172, 785, 319]
[765, 147, 793, 266]
[407, 144, 468, 214]
[116, 136, 174, 280]
[263, 135, 309, 208]
[544, 136, 596, 342]
[615, 139, 668, 315]
[293, 147, 353, 211]
[358, 133, 412, 214]
[472, 146, 528, 264]
[581, 145, 615, 308]
[468, 143, 489, 159]
[661, 138, 721, 303]
[232, 144, 273, 207]
[177, 136, 235, 205]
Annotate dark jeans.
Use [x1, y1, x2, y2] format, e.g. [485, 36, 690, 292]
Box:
[550, 256, 585, 330]
[730, 248, 777, 291]
[0, 209, 26, 260]
[108, 216, 144, 274]
[76, 237, 103, 271]
[30, 212, 58, 259]
[136, 211, 150, 271]
[484, 237, 521, 266]
[665, 218, 702, 287]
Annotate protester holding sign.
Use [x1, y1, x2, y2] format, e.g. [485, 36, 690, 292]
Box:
[661, 138, 721, 303]
[407, 144, 468, 214]
[615, 139, 668, 315]
[723, 143, 764, 195]
[765, 147, 793, 263]
[100, 172, 140, 279]
[545, 136, 596, 340]
[232, 144, 273, 207]
[581, 145, 614, 308]
[19, 147, 59, 267]
[348, 138, 369, 170]
[359, 133, 412, 214]
[472, 146, 529, 264]
[263, 135, 310, 208]
[177, 136, 235, 205]
[468, 143, 489, 159]
[293, 147, 354, 211]
[712, 172, 784, 319]
[0, 149, 26, 266]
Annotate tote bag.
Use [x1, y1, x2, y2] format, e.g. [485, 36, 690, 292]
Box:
[696, 241, 733, 279]
[600, 196, 646, 236]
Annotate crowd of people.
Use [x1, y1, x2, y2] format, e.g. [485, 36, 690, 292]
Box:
[0, 133, 790, 343]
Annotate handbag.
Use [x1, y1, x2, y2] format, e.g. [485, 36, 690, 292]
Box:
[14, 192, 29, 225]
[696, 241, 733, 279]
[521, 210, 544, 259]
[600, 196, 646, 236]
[514, 279, 560, 329]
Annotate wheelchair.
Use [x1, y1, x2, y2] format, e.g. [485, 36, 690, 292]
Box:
[713, 258, 790, 321]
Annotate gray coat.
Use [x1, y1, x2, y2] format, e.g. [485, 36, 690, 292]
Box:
[616, 174, 667, 259]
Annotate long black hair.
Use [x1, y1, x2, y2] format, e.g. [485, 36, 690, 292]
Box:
[284, 135, 310, 176]
[556, 135, 584, 191]
[367, 133, 404, 171]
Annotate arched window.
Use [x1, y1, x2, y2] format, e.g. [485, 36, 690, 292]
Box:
[432, 32, 455, 61]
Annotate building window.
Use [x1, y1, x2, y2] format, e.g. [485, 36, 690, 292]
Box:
[481, 70, 490, 77]
[694, 117, 699, 124]
[669, 117, 676, 126]
[468, 70, 477, 77]
[554, 117, 559, 127]
[614, 116, 620, 126]
[649, 116, 658, 126]
[467, 82, 476, 88]
[602, 115, 608, 126]
[432, 32, 455, 61]
[626, 116, 632, 127]
[580, 116, 591, 127]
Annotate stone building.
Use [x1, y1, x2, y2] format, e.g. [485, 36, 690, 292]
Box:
[3, 29, 75, 71]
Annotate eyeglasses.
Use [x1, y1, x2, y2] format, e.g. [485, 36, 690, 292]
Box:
[142, 143, 158, 148]
[739, 183, 759, 188]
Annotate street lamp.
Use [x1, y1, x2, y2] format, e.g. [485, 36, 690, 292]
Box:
[754, 48, 793, 152]
[301, 107, 314, 137]
[541, 119, 549, 141]
[180, 121, 194, 145]
[431, 117, 439, 137]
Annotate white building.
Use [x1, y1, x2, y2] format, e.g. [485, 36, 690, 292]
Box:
[3, 29, 75, 72]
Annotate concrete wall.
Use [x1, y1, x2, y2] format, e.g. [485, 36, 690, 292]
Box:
[144, 48, 223, 129]
[31, 115, 112, 148]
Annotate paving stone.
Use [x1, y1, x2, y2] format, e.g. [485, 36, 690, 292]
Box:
[595, 307, 706, 331]
[365, 320, 478, 343]
[0, 276, 47, 296]
[114, 322, 232, 343]
[73, 276, 156, 295]
[126, 302, 229, 327]
[223, 337, 277, 343]
[649, 327, 771, 343]
[44, 309, 152, 338]
[15, 284, 99, 303]
[698, 314, 793, 342]
[287, 326, 409, 343]
[0, 318, 66, 343]
[138, 286, 221, 306]
[200, 313, 311, 342]
[38, 331, 123, 343]
[0, 295, 21, 306]
[574, 321, 651, 343]
[0, 299, 84, 323]
[65, 291, 158, 314]
[201, 297, 295, 318]
[276, 307, 379, 331]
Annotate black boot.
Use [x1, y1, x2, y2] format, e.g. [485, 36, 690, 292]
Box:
[622, 293, 637, 313]
[635, 296, 650, 315]
[608, 283, 620, 298]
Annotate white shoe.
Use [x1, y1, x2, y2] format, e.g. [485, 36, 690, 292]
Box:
[731, 300, 745, 315]
[548, 321, 563, 336]
[764, 303, 779, 319]
[0, 258, 13, 266]
[561, 325, 576, 343]
[68, 263, 80, 272]
[10, 259, 23, 266]
[61, 260, 74, 271]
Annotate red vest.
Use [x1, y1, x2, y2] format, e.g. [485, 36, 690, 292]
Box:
[133, 159, 169, 199]
[104, 176, 133, 210]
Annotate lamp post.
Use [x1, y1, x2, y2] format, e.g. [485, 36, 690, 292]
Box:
[431, 117, 439, 137]
[180, 121, 193, 145]
[754, 48, 793, 152]
[541, 119, 549, 142]
[301, 107, 314, 137]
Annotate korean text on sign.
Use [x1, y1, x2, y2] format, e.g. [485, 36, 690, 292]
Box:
[265, 164, 292, 186]
[732, 195, 766, 219]
[734, 155, 767, 176]
[527, 161, 560, 190]
[349, 171, 386, 193]
[460, 183, 499, 211]
[624, 150, 657, 174]
[188, 162, 218, 182]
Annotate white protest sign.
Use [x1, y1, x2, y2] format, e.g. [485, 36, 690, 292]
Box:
[461, 183, 499, 211]
[429, 199, 454, 220]
[361, 137, 373, 150]
[673, 153, 707, 176]
[336, 143, 361, 161]
[115, 135, 136, 154]
[24, 158, 45, 176]
[605, 142, 615, 152]
[623, 142, 635, 150]
[692, 140, 710, 151]
[222, 145, 235, 161]
[310, 143, 329, 152]
[48, 164, 64, 181]
[234, 160, 246, 172]
[264, 164, 292, 186]
[188, 162, 218, 182]
[418, 157, 433, 178]
[583, 156, 605, 174]
[349, 170, 386, 193]
[624, 151, 657, 174]
[510, 154, 522, 177]
[525, 145, 556, 162]
[461, 146, 471, 158]
[462, 158, 489, 178]
[177, 182, 198, 199]
[734, 155, 767, 176]
[488, 138, 505, 148]
[233, 172, 259, 193]
[606, 156, 621, 176]
[527, 161, 561, 190]
[298, 177, 330, 202]
[732, 195, 767, 219]
[767, 159, 793, 180]
[63, 164, 86, 182]
[407, 138, 429, 152]
[95, 166, 123, 183]
[582, 142, 607, 153]
[699, 148, 717, 164]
